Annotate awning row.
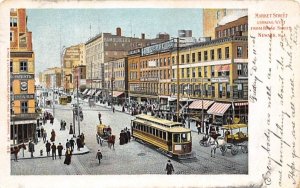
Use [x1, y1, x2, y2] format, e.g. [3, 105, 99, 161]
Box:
[187, 100, 248, 116]
[81, 89, 102, 96]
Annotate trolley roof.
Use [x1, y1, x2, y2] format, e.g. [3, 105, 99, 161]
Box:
[135, 114, 182, 127]
[133, 115, 191, 133]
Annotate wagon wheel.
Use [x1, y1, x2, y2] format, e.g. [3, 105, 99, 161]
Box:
[241, 145, 248, 153]
[231, 145, 239, 155]
[220, 145, 227, 156]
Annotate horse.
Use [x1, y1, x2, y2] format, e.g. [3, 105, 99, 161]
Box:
[108, 135, 116, 149]
[208, 134, 227, 158]
[11, 143, 26, 161]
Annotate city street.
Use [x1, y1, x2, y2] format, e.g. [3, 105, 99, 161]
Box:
[11, 96, 248, 175]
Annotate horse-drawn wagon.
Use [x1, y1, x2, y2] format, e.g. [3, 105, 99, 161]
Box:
[96, 124, 115, 148]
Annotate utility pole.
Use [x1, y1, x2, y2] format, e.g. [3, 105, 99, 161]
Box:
[176, 37, 180, 122]
[111, 61, 114, 110]
[201, 77, 204, 133]
[77, 66, 81, 135]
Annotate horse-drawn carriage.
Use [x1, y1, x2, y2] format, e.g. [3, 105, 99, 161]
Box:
[200, 123, 248, 157]
[96, 124, 115, 148]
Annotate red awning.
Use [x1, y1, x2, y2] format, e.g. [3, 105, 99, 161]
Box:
[112, 91, 124, 98]
[207, 102, 231, 116]
[188, 100, 214, 110]
[215, 64, 230, 72]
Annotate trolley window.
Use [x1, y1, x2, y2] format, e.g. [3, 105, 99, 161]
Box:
[173, 134, 180, 143]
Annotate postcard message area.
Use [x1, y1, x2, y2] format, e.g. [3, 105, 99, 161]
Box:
[249, 4, 300, 188]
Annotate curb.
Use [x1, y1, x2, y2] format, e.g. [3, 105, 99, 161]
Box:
[11, 149, 90, 161]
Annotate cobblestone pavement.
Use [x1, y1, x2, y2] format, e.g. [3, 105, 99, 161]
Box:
[11, 100, 248, 175]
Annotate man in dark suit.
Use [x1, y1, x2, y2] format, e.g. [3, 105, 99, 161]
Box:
[57, 143, 63, 159]
[28, 140, 35, 158]
[51, 143, 57, 160]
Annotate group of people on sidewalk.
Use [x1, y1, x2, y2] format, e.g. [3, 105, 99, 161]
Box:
[119, 127, 131, 145]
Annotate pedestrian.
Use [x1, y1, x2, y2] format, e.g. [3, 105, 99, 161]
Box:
[80, 133, 85, 146]
[165, 160, 174, 175]
[197, 121, 201, 135]
[96, 149, 102, 164]
[13, 146, 19, 162]
[69, 137, 75, 151]
[98, 112, 101, 122]
[205, 121, 209, 135]
[37, 126, 41, 137]
[76, 135, 82, 151]
[64, 148, 72, 165]
[45, 140, 51, 156]
[28, 140, 35, 158]
[112, 106, 115, 113]
[51, 143, 57, 160]
[127, 129, 131, 142]
[50, 115, 54, 125]
[50, 129, 56, 142]
[66, 139, 71, 149]
[41, 126, 44, 137]
[43, 130, 47, 143]
[57, 143, 63, 159]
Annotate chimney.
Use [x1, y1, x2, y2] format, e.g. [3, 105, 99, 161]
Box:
[116, 27, 121, 36]
[141, 33, 145, 39]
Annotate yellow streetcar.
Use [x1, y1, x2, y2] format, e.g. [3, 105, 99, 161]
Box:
[59, 96, 68, 105]
[131, 114, 195, 159]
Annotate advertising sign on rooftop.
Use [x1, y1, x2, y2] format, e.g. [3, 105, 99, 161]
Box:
[141, 40, 174, 56]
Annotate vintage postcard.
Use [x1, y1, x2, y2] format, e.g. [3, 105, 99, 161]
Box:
[0, 0, 299, 188]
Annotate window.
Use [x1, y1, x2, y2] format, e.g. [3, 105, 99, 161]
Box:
[219, 83, 223, 98]
[211, 65, 215, 77]
[211, 85, 215, 98]
[186, 54, 190, 63]
[10, 17, 17, 27]
[173, 133, 180, 142]
[191, 53, 195, 62]
[20, 61, 28, 72]
[10, 31, 13, 41]
[217, 48, 222, 59]
[225, 47, 230, 59]
[204, 66, 207, 77]
[172, 56, 175, 64]
[187, 68, 190, 78]
[224, 29, 227, 37]
[181, 68, 184, 78]
[172, 69, 175, 79]
[168, 57, 170, 65]
[226, 84, 230, 98]
[198, 52, 201, 61]
[237, 64, 248, 76]
[192, 68, 195, 78]
[210, 49, 214, 60]
[198, 67, 202, 77]
[164, 58, 166, 66]
[204, 51, 208, 61]
[10, 60, 13, 73]
[238, 84, 243, 98]
[21, 101, 28, 113]
[181, 55, 184, 64]
[237, 46, 243, 58]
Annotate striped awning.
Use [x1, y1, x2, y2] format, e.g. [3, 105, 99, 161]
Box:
[234, 102, 248, 106]
[188, 100, 214, 110]
[82, 89, 89, 95]
[207, 102, 231, 116]
[95, 90, 102, 96]
[215, 64, 230, 72]
[89, 89, 96, 96]
[112, 91, 124, 98]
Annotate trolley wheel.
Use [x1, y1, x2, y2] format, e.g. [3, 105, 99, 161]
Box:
[241, 145, 248, 153]
[231, 146, 239, 155]
[220, 145, 227, 156]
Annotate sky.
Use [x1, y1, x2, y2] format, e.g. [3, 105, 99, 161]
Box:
[26, 9, 203, 74]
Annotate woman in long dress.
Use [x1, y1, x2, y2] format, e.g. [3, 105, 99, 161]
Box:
[64, 148, 72, 165]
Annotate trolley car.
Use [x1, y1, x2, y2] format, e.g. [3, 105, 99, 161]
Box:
[131, 114, 195, 159]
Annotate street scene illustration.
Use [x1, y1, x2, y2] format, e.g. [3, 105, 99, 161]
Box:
[10, 8, 249, 175]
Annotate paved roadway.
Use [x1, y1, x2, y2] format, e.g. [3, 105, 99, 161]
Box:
[11, 96, 248, 175]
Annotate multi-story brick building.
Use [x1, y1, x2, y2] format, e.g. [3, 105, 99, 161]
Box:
[128, 40, 175, 104]
[42, 67, 62, 89]
[103, 57, 128, 103]
[62, 43, 85, 93]
[85, 27, 169, 94]
[10, 9, 39, 144]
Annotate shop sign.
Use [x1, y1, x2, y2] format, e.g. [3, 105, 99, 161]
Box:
[14, 94, 35, 100]
[11, 74, 34, 80]
[141, 41, 174, 56]
[211, 77, 229, 83]
[20, 81, 28, 91]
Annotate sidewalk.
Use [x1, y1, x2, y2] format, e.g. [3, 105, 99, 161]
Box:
[12, 116, 90, 160]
